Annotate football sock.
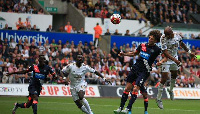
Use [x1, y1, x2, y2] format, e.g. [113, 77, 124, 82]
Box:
[127, 92, 138, 110]
[17, 103, 26, 108]
[157, 83, 164, 100]
[144, 98, 148, 111]
[120, 91, 129, 109]
[82, 98, 92, 113]
[81, 105, 89, 114]
[170, 79, 176, 91]
[32, 100, 38, 114]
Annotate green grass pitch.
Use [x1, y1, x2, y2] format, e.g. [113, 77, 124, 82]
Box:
[0, 96, 199, 114]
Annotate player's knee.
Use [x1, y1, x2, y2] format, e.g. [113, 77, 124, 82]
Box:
[75, 100, 82, 108]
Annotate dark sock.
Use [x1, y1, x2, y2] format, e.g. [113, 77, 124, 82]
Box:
[32, 104, 37, 114]
[144, 98, 148, 111]
[17, 103, 26, 108]
[127, 93, 138, 110]
[32, 100, 38, 114]
[120, 92, 129, 109]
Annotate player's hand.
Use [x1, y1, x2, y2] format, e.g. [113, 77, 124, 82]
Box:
[64, 81, 69, 86]
[103, 77, 112, 85]
[118, 52, 124, 56]
[156, 62, 162, 66]
[190, 53, 196, 60]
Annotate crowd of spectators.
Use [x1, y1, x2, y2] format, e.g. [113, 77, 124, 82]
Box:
[132, 0, 200, 25]
[71, 0, 138, 20]
[0, 0, 44, 14]
[0, 37, 199, 88]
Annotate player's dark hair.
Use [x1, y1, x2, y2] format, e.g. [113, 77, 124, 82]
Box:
[148, 30, 161, 43]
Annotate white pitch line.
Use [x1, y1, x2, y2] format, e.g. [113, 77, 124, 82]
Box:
[1, 100, 198, 112]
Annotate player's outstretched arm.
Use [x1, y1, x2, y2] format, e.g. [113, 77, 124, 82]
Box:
[6, 70, 29, 76]
[118, 51, 139, 57]
[94, 71, 111, 84]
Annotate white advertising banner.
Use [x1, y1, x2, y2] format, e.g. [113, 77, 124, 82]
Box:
[166, 88, 200, 99]
[0, 84, 100, 97]
[85, 17, 148, 38]
[0, 12, 52, 31]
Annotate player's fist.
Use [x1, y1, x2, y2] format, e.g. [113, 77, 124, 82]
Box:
[190, 53, 196, 60]
[156, 62, 162, 66]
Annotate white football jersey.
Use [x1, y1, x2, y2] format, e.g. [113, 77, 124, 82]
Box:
[160, 32, 182, 61]
[62, 63, 95, 87]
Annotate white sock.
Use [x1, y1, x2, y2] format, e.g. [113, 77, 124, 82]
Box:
[170, 79, 176, 91]
[82, 98, 92, 113]
[81, 105, 89, 114]
[157, 83, 164, 100]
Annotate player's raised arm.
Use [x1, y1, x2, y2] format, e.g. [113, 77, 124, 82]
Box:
[118, 44, 140, 57]
[179, 34, 196, 59]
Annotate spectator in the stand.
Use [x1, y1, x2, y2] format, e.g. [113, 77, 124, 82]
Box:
[104, 29, 111, 35]
[111, 42, 118, 59]
[71, 27, 78, 33]
[31, 25, 39, 31]
[113, 29, 120, 35]
[32, 7, 38, 14]
[38, 8, 44, 14]
[124, 30, 130, 36]
[78, 27, 85, 33]
[137, 29, 143, 36]
[24, 18, 31, 28]
[139, 0, 147, 14]
[93, 23, 102, 48]
[65, 21, 72, 33]
[16, 17, 24, 30]
[3, 24, 9, 30]
[188, 19, 193, 24]
[196, 34, 200, 39]
[46, 25, 54, 32]
[108, 2, 114, 14]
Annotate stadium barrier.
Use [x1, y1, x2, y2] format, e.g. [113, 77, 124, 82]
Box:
[0, 30, 93, 45]
[111, 35, 200, 49]
[0, 84, 100, 97]
[2, 84, 200, 99]
[98, 86, 168, 99]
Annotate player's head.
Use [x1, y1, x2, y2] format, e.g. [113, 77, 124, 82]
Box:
[39, 54, 46, 65]
[148, 30, 161, 44]
[164, 26, 173, 39]
[76, 54, 83, 64]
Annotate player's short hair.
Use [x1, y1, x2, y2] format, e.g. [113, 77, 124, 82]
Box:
[148, 30, 162, 43]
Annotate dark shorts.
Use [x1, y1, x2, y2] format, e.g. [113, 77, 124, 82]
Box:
[28, 85, 42, 97]
[127, 67, 149, 91]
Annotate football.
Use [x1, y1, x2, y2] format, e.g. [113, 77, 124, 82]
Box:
[110, 14, 121, 24]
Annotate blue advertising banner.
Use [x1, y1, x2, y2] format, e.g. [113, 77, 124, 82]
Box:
[111, 35, 200, 49]
[0, 30, 93, 45]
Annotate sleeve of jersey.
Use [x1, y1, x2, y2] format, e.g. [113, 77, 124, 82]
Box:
[160, 36, 167, 51]
[27, 65, 33, 72]
[136, 44, 141, 53]
[49, 67, 56, 75]
[86, 65, 95, 73]
[62, 65, 71, 73]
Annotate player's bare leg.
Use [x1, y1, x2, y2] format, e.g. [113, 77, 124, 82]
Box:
[74, 90, 89, 114]
[167, 70, 177, 100]
[156, 72, 168, 109]
[114, 82, 133, 114]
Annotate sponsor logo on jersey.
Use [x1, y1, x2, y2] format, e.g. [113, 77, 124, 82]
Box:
[140, 51, 150, 60]
[35, 73, 45, 79]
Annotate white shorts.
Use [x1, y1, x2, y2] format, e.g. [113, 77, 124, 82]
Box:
[161, 62, 179, 72]
[70, 82, 87, 101]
